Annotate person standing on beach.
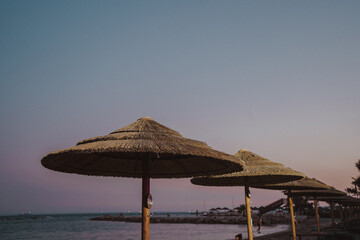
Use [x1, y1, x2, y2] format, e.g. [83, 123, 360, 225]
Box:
[256, 216, 263, 233]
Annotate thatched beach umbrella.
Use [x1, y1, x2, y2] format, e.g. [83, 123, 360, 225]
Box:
[253, 177, 331, 240]
[291, 186, 346, 233]
[316, 195, 360, 226]
[191, 149, 305, 240]
[41, 117, 244, 240]
[255, 177, 331, 191]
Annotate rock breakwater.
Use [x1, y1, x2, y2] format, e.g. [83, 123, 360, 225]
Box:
[90, 214, 288, 225]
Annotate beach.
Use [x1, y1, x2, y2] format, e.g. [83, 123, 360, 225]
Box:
[254, 217, 330, 240]
[2, 212, 360, 239]
[255, 217, 360, 240]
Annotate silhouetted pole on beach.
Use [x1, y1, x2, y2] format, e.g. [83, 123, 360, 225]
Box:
[330, 201, 335, 227]
[288, 191, 297, 240]
[245, 184, 253, 240]
[339, 204, 344, 227]
[142, 158, 150, 240]
[314, 198, 320, 233]
[344, 205, 348, 225]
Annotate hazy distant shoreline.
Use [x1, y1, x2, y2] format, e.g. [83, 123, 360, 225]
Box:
[90, 213, 290, 225]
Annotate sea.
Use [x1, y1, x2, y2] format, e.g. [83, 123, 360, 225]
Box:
[0, 212, 289, 240]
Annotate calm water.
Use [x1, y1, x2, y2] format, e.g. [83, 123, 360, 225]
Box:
[0, 213, 289, 240]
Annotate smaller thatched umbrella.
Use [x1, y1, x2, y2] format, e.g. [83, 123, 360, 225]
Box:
[191, 149, 305, 240]
[256, 177, 331, 191]
[42, 117, 244, 240]
[291, 186, 346, 233]
[253, 177, 331, 240]
[316, 195, 360, 226]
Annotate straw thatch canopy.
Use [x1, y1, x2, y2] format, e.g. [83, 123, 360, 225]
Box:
[253, 177, 331, 191]
[41, 117, 244, 178]
[190, 149, 305, 187]
[290, 186, 346, 197]
[316, 196, 360, 205]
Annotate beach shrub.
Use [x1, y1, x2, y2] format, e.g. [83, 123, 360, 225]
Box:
[345, 159, 360, 198]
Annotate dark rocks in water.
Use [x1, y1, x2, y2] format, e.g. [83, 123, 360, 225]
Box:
[90, 215, 249, 224]
[90, 214, 291, 225]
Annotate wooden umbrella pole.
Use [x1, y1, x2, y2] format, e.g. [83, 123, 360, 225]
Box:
[339, 204, 344, 227]
[244, 184, 253, 240]
[354, 206, 357, 221]
[330, 201, 335, 227]
[142, 159, 150, 240]
[314, 198, 320, 233]
[288, 191, 296, 240]
[344, 205, 348, 225]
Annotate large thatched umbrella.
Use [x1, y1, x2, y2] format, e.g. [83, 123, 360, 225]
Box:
[41, 117, 244, 240]
[253, 177, 331, 240]
[191, 149, 305, 240]
[290, 186, 346, 234]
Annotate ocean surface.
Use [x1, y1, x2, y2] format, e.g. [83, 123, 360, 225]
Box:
[0, 212, 289, 240]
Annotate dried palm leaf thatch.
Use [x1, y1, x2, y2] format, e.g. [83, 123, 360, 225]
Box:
[254, 177, 331, 191]
[316, 196, 360, 205]
[41, 117, 244, 178]
[190, 149, 305, 187]
[290, 186, 346, 197]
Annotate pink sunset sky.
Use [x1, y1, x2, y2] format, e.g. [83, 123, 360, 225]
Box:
[1, 1, 359, 215]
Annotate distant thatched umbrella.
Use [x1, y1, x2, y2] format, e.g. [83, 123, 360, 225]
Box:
[317, 195, 360, 205]
[290, 187, 346, 198]
[42, 117, 244, 240]
[287, 185, 345, 234]
[255, 177, 331, 191]
[253, 177, 331, 240]
[316, 195, 360, 226]
[191, 149, 305, 240]
[261, 178, 345, 234]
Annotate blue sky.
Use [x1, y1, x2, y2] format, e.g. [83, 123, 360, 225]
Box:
[0, 0, 360, 215]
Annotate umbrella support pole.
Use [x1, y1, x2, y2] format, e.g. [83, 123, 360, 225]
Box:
[244, 185, 253, 240]
[344, 205, 348, 225]
[314, 198, 320, 233]
[288, 193, 297, 240]
[330, 201, 335, 227]
[142, 176, 150, 240]
[339, 204, 344, 227]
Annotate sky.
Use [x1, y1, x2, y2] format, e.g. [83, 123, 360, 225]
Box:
[0, 0, 360, 215]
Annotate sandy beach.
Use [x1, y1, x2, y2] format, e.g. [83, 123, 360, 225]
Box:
[90, 214, 360, 239]
[254, 217, 326, 240]
[255, 217, 360, 240]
